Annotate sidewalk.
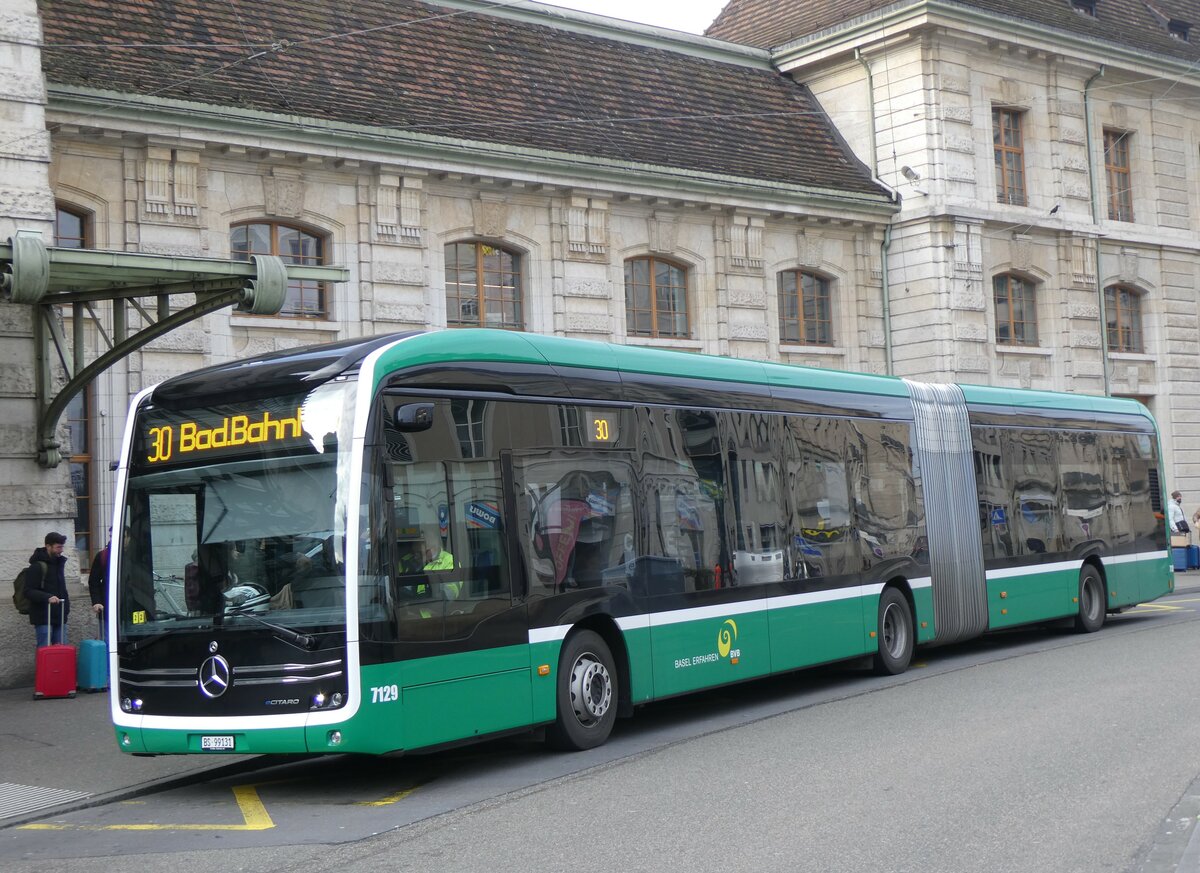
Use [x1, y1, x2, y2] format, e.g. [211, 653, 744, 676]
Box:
[0, 683, 259, 829]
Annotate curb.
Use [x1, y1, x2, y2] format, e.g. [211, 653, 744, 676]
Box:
[0, 754, 288, 831]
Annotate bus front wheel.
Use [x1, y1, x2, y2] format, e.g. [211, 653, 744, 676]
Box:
[547, 630, 617, 751]
[1075, 566, 1106, 633]
[873, 587, 914, 676]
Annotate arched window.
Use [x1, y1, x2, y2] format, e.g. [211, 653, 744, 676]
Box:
[778, 269, 832, 345]
[55, 204, 89, 249]
[993, 273, 1038, 346]
[1105, 284, 1144, 352]
[444, 242, 523, 329]
[230, 221, 328, 318]
[625, 256, 689, 338]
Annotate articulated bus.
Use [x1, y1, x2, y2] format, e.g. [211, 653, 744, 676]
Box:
[109, 330, 1171, 755]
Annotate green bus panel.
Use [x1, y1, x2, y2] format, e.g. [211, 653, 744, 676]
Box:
[397, 645, 532, 751]
[767, 595, 868, 673]
[913, 586, 936, 644]
[399, 668, 532, 750]
[986, 568, 1076, 630]
[528, 640, 563, 725]
[620, 624, 655, 705]
[1104, 557, 1173, 606]
[650, 610, 770, 698]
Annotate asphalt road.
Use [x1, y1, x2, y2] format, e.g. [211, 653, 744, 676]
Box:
[6, 594, 1200, 872]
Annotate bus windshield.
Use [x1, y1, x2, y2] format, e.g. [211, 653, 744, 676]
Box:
[117, 381, 357, 639]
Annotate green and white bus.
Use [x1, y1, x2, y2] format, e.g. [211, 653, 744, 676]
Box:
[109, 330, 1172, 755]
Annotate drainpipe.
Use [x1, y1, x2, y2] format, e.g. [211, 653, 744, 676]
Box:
[1084, 63, 1110, 396]
[857, 47, 896, 376]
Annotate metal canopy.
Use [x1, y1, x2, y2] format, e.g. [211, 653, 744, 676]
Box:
[1, 233, 350, 468]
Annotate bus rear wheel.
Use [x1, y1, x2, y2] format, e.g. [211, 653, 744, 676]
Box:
[547, 630, 617, 751]
[873, 587, 914, 676]
[1075, 566, 1106, 633]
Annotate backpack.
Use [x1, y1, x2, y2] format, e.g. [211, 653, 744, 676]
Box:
[12, 561, 47, 615]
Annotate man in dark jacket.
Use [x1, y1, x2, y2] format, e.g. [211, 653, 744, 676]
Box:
[26, 531, 70, 647]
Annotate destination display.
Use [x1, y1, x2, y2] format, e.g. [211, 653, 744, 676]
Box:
[134, 396, 315, 468]
[586, 410, 618, 445]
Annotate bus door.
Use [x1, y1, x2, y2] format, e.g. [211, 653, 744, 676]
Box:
[372, 398, 531, 750]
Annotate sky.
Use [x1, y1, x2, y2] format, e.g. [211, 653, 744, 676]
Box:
[540, 0, 730, 35]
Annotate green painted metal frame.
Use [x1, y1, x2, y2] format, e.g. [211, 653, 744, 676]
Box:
[1, 233, 348, 467]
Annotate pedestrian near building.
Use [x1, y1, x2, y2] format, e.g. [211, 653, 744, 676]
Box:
[25, 531, 70, 647]
[1170, 491, 1189, 535]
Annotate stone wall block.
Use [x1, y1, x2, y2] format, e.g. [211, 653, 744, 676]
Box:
[0, 362, 36, 397]
[565, 313, 611, 334]
[730, 321, 768, 341]
[0, 485, 76, 519]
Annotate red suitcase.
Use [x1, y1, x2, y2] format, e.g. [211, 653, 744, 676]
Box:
[34, 602, 76, 700]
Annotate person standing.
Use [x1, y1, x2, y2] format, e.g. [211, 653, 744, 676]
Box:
[1170, 491, 1188, 535]
[25, 531, 70, 647]
[87, 529, 111, 640]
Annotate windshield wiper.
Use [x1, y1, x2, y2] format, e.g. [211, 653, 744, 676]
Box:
[224, 607, 318, 651]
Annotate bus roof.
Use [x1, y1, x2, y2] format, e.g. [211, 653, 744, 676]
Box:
[150, 329, 1154, 427]
[374, 329, 911, 399]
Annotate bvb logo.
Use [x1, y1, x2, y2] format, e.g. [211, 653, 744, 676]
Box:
[717, 619, 738, 658]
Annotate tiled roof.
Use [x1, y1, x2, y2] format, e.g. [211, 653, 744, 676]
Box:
[708, 0, 896, 49]
[36, 0, 888, 197]
[707, 0, 1200, 61]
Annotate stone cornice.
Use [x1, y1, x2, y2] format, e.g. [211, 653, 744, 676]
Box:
[46, 86, 899, 219]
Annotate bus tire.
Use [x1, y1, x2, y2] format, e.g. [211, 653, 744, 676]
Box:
[547, 630, 617, 751]
[1075, 566, 1106, 633]
[873, 587, 914, 676]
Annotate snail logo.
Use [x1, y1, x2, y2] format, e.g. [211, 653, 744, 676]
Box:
[717, 619, 738, 658]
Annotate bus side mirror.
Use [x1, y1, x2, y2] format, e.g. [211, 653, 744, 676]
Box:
[394, 402, 434, 432]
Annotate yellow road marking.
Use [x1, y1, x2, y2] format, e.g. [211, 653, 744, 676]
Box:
[356, 784, 422, 807]
[1127, 603, 1185, 613]
[19, 783, 274, 832]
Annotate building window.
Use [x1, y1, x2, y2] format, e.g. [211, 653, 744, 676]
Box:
[625, 256, 689, 338]
[1105, 284, 1144, 353]
[55, 205, 89, 249]
[1071, 0, 1096, 16]
[993, 274, 1038, 346]
[778, 269, 833, 345]
[1104, 130, 1133, 222]
[1170, 20, 1190, 40]
[444, 242, 523, 329]
[993, 108, 1027, 206]
[65, 390, 93, 570]
[230, 221, 328, 318]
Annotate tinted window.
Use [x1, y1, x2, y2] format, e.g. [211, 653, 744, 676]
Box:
[850, 421, 924, 569]
[725, 412, 786, 586]
[510, 404, 636, 598]
[376, 397, 512, 642]
[781, 417, 857, 579]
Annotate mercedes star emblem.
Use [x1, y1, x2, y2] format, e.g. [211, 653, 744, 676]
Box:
[198, 654, 232, 698]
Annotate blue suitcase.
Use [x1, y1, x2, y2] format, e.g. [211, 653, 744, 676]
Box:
[1189, 545, 1200, 570]
[1173, 547, 1189, 572]
[77, 617, 108, 692]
